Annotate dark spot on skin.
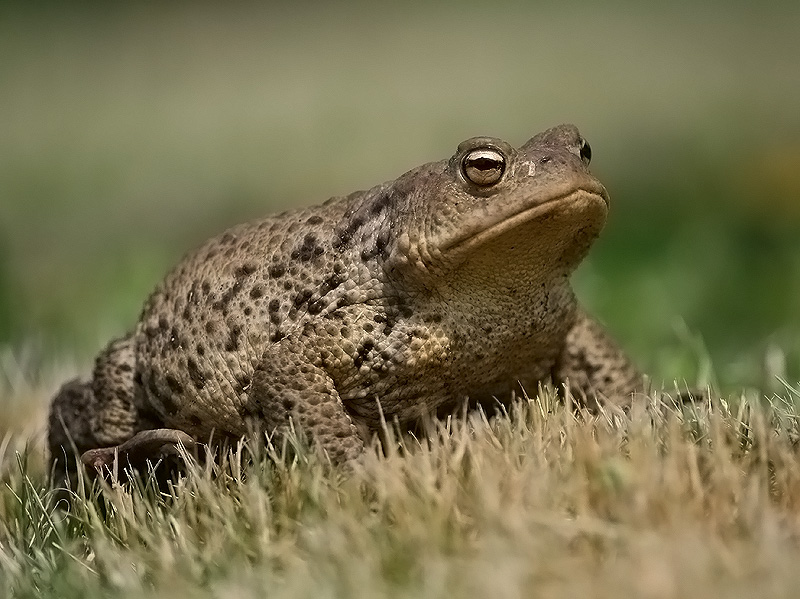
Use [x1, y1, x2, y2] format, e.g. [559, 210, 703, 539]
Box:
[182, 306, 191, 320]
[308, 299, 325, 315]
[430, 313, 442, 323]
[235, 263, 257, 279]
[189, 415, 202, 428]
[205, 249, 217, 261]
[118, 362, 132, 373]
[161, 394, 180, 416]
[202, 281, 211, 295]
[375, 230, 391, 259]
[213, 280, 243, 310]
[370, 190, 394, 215]
[282, 398, 295, 411]
[268, 263, 286, 278]
[381, 350, 392, 362]
[306, 215, 324, 225]
[146, 374, 158, 398]
[270, 329, 285, 343]
[293, 288, 313, 309]
[148, 376, 179, 415]
[268, 299, 281, 324]
[353, 339, 374, 368]
[574, 350, 602, 379]
[250, 285, 265, 299]
[319, 272, 343, 295]
[333, 215, 365, 250]
[283, 280, 293, 291]
[292, 233, 324, 262]
[378, 298, 412, 335]
[540, 155, 552, 164]
[244, 306, 253, 316]
[205, 321, 215, 335]
[333, 262, 345, 274]
[187, 358, 206, 390]
[225, 325, 242, 352]
[220, 232, 236, 245]
[169, 327, 181, 348]
[382, 314, 397, 336]
[158, 317, 169, 331]
[165, 374, 184, 395]
[196, 344, 206, 357]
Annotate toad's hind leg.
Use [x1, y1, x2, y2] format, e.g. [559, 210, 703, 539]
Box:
[80, 429, 197, 474]
[48, 335, 165, 483]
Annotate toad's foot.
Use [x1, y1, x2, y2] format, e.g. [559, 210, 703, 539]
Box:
[80, 429, 197, 475]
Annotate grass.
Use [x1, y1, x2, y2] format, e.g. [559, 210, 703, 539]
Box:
[4, 368, 800, 597]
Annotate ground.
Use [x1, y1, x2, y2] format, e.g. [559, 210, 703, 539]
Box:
[3, 360, 800, 598]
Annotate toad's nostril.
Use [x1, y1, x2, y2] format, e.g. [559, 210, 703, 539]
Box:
[579, 139, 592, 165]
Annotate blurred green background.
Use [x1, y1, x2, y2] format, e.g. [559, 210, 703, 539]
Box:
[1, 1, 799, 393]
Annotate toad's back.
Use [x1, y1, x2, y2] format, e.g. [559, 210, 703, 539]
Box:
[135, 197, 366, 439]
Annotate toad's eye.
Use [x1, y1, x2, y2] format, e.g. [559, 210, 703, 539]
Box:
[462, 148, 506, 186]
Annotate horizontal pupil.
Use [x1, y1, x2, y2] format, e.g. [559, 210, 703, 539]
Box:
[467, 157, 502, 171]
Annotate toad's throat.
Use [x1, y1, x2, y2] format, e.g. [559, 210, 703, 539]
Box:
[441, 188, 608, 257]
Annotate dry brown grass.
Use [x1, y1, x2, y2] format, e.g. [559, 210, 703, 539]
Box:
[2, 372, 800, 598]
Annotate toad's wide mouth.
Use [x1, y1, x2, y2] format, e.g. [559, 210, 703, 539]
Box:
[440, 186, 609, 259]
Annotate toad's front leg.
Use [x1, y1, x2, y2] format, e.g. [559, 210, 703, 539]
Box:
[244, 337, 366, 464]
[552, 310, 643, 408]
